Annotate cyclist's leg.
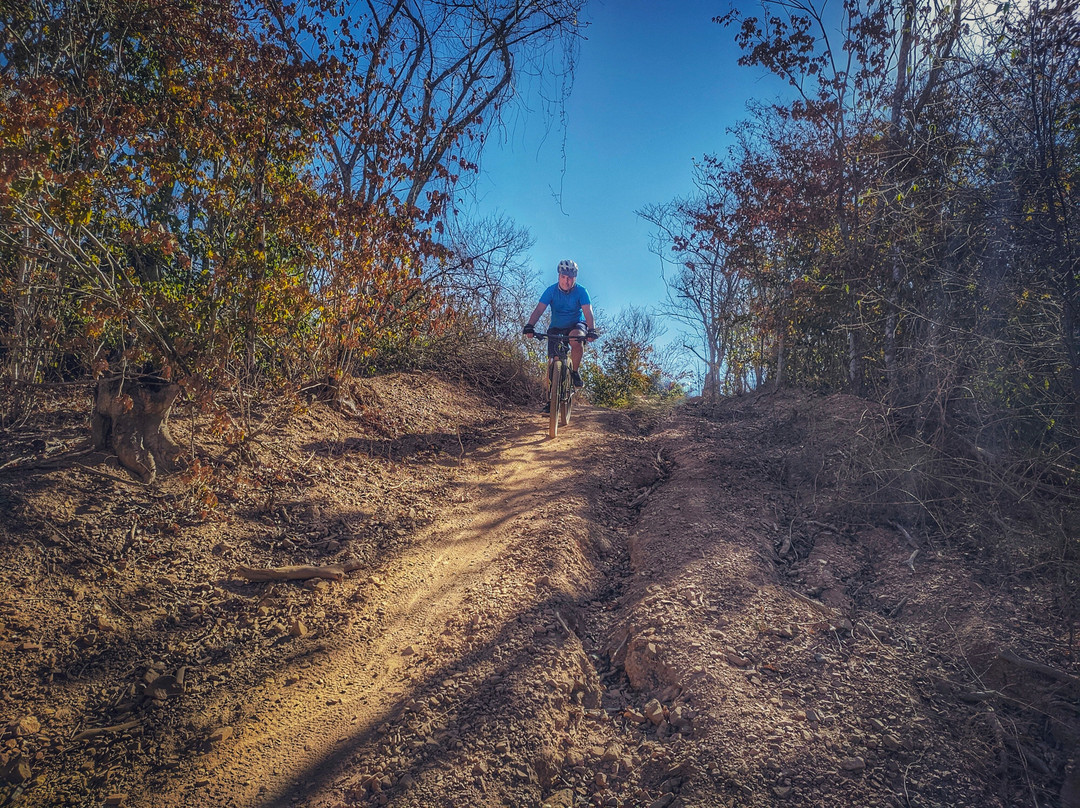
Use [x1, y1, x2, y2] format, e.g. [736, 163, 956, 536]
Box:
[568, 321, 586, 367]
[568, 322, 587, 385]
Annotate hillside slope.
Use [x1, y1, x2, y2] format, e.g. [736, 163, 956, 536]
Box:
[1, 377, 1077, 807]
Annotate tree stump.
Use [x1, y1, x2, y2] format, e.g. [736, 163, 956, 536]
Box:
[92, 375, 182, 483]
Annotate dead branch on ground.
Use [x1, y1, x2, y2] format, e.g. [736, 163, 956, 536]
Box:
[233, 559, 366, 583]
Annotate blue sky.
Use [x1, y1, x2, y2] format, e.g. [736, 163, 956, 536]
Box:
[470, 0, 788, 330]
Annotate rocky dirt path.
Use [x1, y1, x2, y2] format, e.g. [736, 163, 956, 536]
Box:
[2, 378, 1076, 808]
[139, 401, 663, 808]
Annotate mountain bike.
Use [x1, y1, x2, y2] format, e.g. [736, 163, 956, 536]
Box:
[532, 331, 582, 439]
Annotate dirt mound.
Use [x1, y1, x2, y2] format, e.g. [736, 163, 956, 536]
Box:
[1, 379, 1076, 808]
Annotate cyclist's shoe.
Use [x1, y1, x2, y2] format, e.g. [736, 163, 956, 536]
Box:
[570, 369, 584, 388]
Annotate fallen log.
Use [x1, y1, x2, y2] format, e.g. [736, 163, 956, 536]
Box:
[233, 559, 365, 583]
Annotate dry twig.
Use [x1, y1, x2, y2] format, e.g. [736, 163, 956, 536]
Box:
[998, 648, 1080, 688]
[233, 559, 365, 583]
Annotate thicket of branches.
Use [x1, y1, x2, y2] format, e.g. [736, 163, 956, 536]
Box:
[647, 0, 1079, 551]
[580, 307, 685, 408]
[0, 0, 583, 432]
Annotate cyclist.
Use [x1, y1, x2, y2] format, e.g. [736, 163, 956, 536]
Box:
[522, 259, 599, 391]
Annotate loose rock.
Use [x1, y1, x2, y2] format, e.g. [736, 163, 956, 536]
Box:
[11, 716, 40, 736]
[644, 699, 665, 726]
[840, 756, 866, 772]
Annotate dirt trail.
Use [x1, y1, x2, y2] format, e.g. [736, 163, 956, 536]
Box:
[2, 377, 1077, 808]
[174, 412, 618, 808]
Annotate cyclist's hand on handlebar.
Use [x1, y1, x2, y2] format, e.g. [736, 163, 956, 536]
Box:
[586, 328, 599, 342]
[522, 323, 535, 336]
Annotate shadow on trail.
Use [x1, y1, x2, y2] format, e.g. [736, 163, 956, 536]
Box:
[300, 414, 513, 464]
[248, 409, 625, 807]
[255, 586, 587, 808]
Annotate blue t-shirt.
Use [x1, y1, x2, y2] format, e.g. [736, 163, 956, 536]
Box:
[540, 283, 591, 328]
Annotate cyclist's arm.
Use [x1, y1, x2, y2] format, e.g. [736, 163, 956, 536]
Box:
[526, 302, 547, 329]
[582, 304, 595, 331]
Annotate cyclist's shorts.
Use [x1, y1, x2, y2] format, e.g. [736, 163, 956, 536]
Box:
[547, 323, 587, 358]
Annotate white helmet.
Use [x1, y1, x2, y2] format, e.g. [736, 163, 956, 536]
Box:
[557, 259, 578, 278]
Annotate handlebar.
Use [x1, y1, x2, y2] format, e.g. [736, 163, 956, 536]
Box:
[531, 331, 587, 342]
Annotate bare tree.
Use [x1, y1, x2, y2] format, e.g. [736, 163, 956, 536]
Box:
[640, 164, 748, 398]
[438, 212, 538, 338]
[266, 0, 586, 210]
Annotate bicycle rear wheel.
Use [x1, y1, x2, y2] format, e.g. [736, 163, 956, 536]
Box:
[549, 360, 561, 439]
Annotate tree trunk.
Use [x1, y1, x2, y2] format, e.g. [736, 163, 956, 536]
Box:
[7, 226, 40, 423]
[92, 375, 183, 483]
[774, 331, 785, 389]
[884, 244, 902, 405]
[847, 328, 864, 395]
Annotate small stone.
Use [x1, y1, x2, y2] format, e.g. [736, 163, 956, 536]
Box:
[643, 699, 665, 726]
[725, 652, 751, 667]
[12, 716, 40, 736]
[208, 726, 234, 744]
[93, 615, 117, 633]
[840, 756, 866, 772]
[773, 785, 792, 798]
[624, 708, 647, 723]
[104, 795, 128, 807]
[543, 788, 574, 808]
[289, 620, 309, 638]
[400, 644, 416, 656]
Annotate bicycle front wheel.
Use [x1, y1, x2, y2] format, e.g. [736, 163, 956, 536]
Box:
[560, 368, 574, 427]
[549, 359, 561, 439]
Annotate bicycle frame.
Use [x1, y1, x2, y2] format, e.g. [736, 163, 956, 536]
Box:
[533, 331, 583, 439]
